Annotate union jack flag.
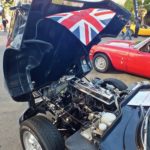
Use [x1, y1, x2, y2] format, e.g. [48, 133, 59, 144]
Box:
[46, 8, 116, 45]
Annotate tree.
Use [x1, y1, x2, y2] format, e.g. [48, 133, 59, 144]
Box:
[144, 11, 150, 25]
[124, 0, 135, 21]
[124, 0, 134, 12]
[124, 0, 149, 23]
[144, 0, 150, 11]
[1, 0, 14, 18]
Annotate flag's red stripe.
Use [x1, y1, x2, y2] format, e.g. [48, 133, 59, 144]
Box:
[85, 23, 89, 45]
[61, 13, 81, 28]
[60, 9, 93, 28]
[94, 10, 114, 16]
[61, 9, 104, 31]
[84, 14, 103, 31]
[46, 13, 67, 18]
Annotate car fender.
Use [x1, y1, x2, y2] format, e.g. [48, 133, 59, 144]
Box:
[19, 103, 47, 124]
[91, 46, 116, 69]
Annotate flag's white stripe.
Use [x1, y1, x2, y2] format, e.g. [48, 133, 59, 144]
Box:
[88, 25, 92, 42]
[58, 13, 73, 23]
[80, 21, 86, 44]
[70, 19, 100, 34]
[94, 13, 116, 20]
[48, 8, 116, 45]
[83, 20, 100, 33]
[70, 20, 101, 44]
[91, 9, 111, 14]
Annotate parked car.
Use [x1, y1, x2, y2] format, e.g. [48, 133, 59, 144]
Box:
[90, 38, 150, 78]
[122, 24, 150, 36]
[3, 0, 150, 150]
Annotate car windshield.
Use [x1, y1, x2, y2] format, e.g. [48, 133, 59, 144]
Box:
[9, 0, 98, 49]
[134, 37, 150, 50]
[8, 0, 31, 49]
[9, 0, 85, 49]
[9, 0, 119, 50]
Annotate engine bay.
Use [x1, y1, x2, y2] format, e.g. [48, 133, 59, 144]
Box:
[5, 0, 150, 149]
[35, 76, 127, 146]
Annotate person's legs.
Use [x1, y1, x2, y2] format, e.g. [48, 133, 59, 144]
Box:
[123, 31, 127, 40]
[126, 29, 130, 40]
[4, 23, 6, 32]
[125, 29, 132, 40]
[2, 21, 6, 32]
[128, 29, 132, 40]
[120, 31, 124, 39]
[134, 26, 139, 38]
[123, 34, 125, 40]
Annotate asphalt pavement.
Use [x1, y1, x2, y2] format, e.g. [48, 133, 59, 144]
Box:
[0, 32, 25, 150]
[0, 32, 149, 150]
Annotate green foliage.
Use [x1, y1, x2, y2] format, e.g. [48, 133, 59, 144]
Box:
[144, 0, 150, 11]
[124, 0, 142, 12]
[124, 0, 134, 12]
[124, 0, 135, 21]
[2, 0, 14, 8]
[138, 0, 142, 5]
[124, 0, 150, 22]
[52, 0, 63, 4]
[1, 0, 14, 18]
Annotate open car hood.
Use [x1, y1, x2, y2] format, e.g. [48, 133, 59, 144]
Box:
[3, 0, 130, 101]
[46, 8, 116, 46]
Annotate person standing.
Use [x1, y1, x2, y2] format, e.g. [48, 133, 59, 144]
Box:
[134, 17, 141, 38]
[123, 20, 132, 40]
[2, 18, 8, 32]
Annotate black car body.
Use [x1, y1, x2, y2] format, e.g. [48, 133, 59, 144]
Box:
[3, 0, 150, 150]
[4, 0, 130, 101]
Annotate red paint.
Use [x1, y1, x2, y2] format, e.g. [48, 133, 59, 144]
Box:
[61, 9, 103, 31]
[90, 39, 150, 78]
[85, 23, 89, 45]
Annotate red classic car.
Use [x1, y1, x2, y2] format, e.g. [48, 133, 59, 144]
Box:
[90, 38, 150, 78]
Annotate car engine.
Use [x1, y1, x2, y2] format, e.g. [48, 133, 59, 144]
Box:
[36, 76, 126, 145]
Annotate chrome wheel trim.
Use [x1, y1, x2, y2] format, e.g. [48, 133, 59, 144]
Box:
[23, 131, 42, 150]
[95, 57, 107, 71]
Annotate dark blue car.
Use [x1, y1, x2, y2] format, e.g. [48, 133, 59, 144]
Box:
[3, 0, 150, 150]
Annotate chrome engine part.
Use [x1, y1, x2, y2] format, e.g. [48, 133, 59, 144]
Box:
[70, 78, 120, 105]
[39, 76, 123, 144]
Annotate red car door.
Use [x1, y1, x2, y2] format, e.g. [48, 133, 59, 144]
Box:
[127, 49, 150, 78]
[109, 46, 129, 71]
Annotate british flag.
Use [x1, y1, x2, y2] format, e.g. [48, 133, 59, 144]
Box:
[46, 8, 116, 45]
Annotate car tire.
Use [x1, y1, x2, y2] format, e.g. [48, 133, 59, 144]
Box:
[20, 115, 65, 150]
[147, 118, 150, 150]
[93, 53, 111, 73]
[103, 78, 127, 91]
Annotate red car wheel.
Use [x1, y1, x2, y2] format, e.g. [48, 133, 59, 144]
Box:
[93, 53, 111, 73]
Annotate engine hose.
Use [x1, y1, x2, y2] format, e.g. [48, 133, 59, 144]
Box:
[140, 107, 150, 150]
[115, 95, 120, 112]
